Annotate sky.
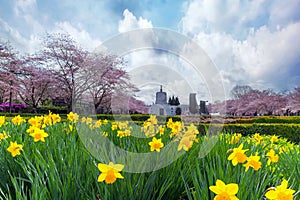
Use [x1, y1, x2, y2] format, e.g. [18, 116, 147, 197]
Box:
[1, 0, 300, 104]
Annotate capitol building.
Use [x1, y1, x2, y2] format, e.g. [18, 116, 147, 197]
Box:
[149, 86, 208, 116]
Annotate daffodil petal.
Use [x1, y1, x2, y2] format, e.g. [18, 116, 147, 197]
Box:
[287, 189, 296, 195]
[97, 173, 106, 182]
[228, 153, 234, 160]
[265, 190, 277, 199]
[232, 158, 238, 166]
[230, 196, 239, 200]
[281, 179, 288, 189]
[209, 186, 223, 195]
[216, 179, 226, 188]
[237, 144, 243, 149]
[226, 183, 238, 195]
[98, 163, 109, 172]
[115, 172, 124, 179]
[113, 164, 124, 171]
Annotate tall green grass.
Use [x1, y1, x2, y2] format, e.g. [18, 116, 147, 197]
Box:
[0, 114, 299, 199]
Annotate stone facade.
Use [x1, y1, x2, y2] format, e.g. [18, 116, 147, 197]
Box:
[149, 86, 206, 116]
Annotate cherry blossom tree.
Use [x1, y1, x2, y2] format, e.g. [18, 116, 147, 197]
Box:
[80, 53, 138, 113]
[255, 90, 287, 115]
[42, 33, 88, 112]
[210, 88, 290, 116]
[17, 55, 54, 112]
[110, 91, 148, 114]
[286, 87, 300, 115]
[0, 41, 22, 112]
[1, 34, 146, 114]
[230, 85, 253, 99]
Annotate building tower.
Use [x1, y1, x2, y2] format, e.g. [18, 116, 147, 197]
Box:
[189, 93, 198, 114]
[155, 85, 167, 105]
[200, 100, 208, 114]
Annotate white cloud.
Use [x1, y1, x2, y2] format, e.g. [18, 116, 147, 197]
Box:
[14, 0, 37, 17]
[238, 23, 300, 80]
[13, 0, 45, 34]
[118, 9, 153, 33]
[1, 0, 111, 54]
[181, 0, 269, 36]
[269, 0, 300, 28]
[116, 9, 218, 103]
[54, 22, 102, 51]
[0, 18, 102, 53]
[181, 0, 300, 97]
[0, 18, 41, 53]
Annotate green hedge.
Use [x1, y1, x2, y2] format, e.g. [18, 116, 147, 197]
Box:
[227, 116, 300, 124]
[0, 113, 183, 122]
[1, 112, 299, 143]
[36, 106, 68, 114]
[198, 123, 300, 143]
[0, 113, 68, 120]
[93, 114, 181, 122]
[0, 113, 43, 118]
[252, 116, 300, 124]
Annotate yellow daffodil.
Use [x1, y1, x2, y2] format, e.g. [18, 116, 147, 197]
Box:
[253, 133, 262, 144]
[171, 121, 182, 134]
[11, 115, 26, 125]
[143, 121, 151, 128]
[117, 130, 125, 138]
[97, 162, 124, 184]
[81, 117, 86, 123]
[172, 124, 183, 138]
[94, 120, 102, 128]
[228, 144, 248, 166]
[265, 179, 295, 200]
[26, 125, 39, 134]
[266, 149, 279, 165]
[141, 116, 160, 137]
[124, 129, 131, 137]
[0, 131, 9, 140]
[69, 124, 73, 132]
[103, 132, 108, 137]
[178, 136, 193, 151]
[28, 116, 43, 128]
[29, 128, 49, 142]
[111, 124, 118, 131]
[167, 118, 173, 128]
[149, 137, 164, 152]
[67, 112, 79, 123]
[270, 135, 278, 143]
[243, 152, 262, 171]
[50, 113, 61, 124]
[89, 124, 94, 129]
[187, 124, 199, 135]
[43, 115, 53, 126]
[7, 141, 23, 157]
[209, 179, 239, 200]
[118, 121, 128, 130]
[229, 133, 242, 144]
[159, 126, 165, 135]
[0, 116, 6, 126]
[85, 117, 93, 125]
[148, 115, 158, 125]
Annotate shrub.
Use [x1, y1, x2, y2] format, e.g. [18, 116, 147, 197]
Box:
[93, 114, 181, 122]
[228, 116, 300, 124]
[198, 123, 300, 143]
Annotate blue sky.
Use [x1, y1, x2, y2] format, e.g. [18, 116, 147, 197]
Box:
[1, 0, 300, 103]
